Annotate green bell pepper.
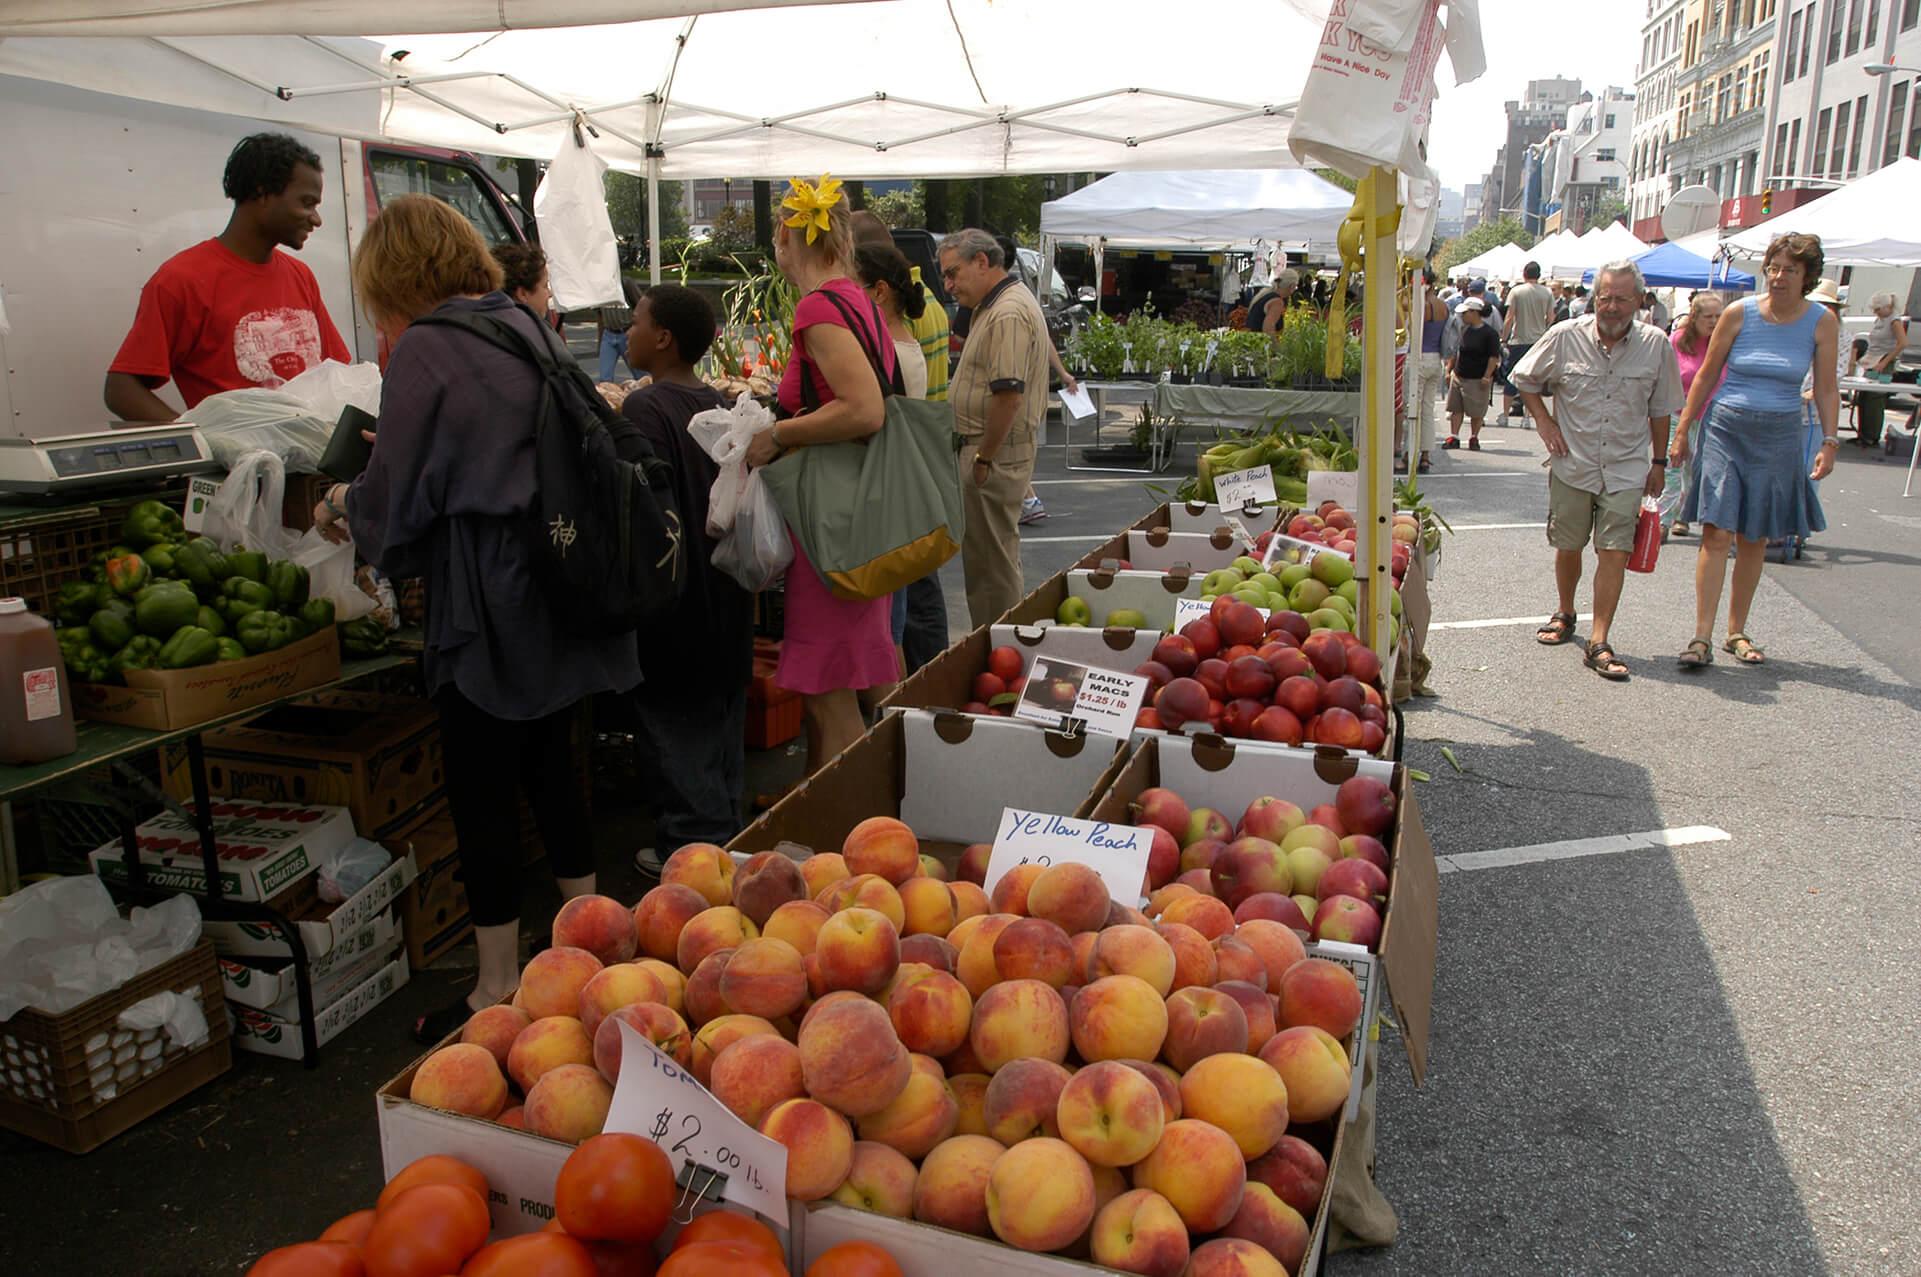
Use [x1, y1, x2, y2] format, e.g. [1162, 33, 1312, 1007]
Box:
[121, 499, 185, 548]
[222, 577, 275, 610]
[195, 605, 226, 638]
[266, 560, 310, 609]
[88, 598, 136, 652]
[174, 537, 232, 591]
[214, 637, 248, 662]
[58, 635, 113, 684]
[217, 596, 265, 626]
[134, 582, 200, 637]
[157, 625, 219, 669]
[337, 615, 389, 658]
[227, 549, 269, 583]
[55, 581, 104, 627]
[297, 598, 336, 632]
[88, 545, 136, 585]
[140, 542, 180, 578]
[237, 609, 296, 653]
[108, 634, 164, 678]
[104, 553, 151, 597]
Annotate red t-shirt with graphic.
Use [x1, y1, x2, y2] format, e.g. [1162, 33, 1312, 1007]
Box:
[110, 239, 351, 408]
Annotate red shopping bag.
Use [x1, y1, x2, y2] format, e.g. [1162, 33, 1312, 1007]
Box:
[1627, 499, 1662, 573]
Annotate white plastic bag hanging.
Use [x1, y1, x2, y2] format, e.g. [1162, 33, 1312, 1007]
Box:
[533, 128, 623, 311]
[201, 449, 373, 621]
[687, 393, 791, 591]
[712, 468, 792, 593]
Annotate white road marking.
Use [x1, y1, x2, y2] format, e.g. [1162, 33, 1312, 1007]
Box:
[1020, 534, 1113, 543]
[1412, 470, 1535, 478]
[1429, 612, 1593, 630]
[1028, 477, 1161, 487]
[1447, 521, 1548, 531]
[1437, 826, 1732, 873]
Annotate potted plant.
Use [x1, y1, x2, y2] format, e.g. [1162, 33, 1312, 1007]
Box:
[1073, 313, 1126, 381]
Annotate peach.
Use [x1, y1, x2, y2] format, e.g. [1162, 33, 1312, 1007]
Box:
[949, 880, 990, 922]
[552, 894, 639, 965]
[634, 959, 687, 1015]
[1130, 1118, 1246, 1233]
[946, 911, 991, 954]
[913, 1134, 1004, 1236]
[1179, 1053, 1289, 1158]
[1221, 1183, 1310, 1276]
[676, 906, 758, 974]
[970, 978, 1070, 1072]
[899, 933, 958, 973]
[710, 1034, 805, 1128]
[1026, 862, 1112, 935]
[842, 816, 921, 885]
[993, 917, 1077, 988]
[830, 1140, 920, 1218]
[1277, 958, 1363, 1039]
[898, 876, 960, 937]
[1057, 1060, 1164, 1168]
[989, 863, 1045, 916]
[1159, 922, 1218, 992]
[577, 963, 666, 1038]
[1159, 894, 1235, 941]
[815, 907, 901, 995]
[797, 995, 912, 1118]
[496, 1105, 525, 1129]
[918, 854, 950, 881]
[1146, 883, 1198, 919]
[682, 949, 735, 1026]
[1182, 1237, 1286, 1277]
[800, 851, 851, 899]
[880, 960, 937, 1007]
[956, 843, 992, 885]
[986, 1138, 1096, 1252]
[1077, 1164, 1131, 1259]
[718, 937, 809, 1019]
[799, 989, 870, 1034]
[591, 1002, 690, 1083]
[1210, 936, 1267, 989]
[1162, 986, 1248, 1073]
[1247, 1134, 1328, 1218]
[823, 874, 907, 930]
[764, 899, 831, 957]
[732, 850, 809, 926]
[1071, 975, 1170, 1063]
[1260, 1026, 1352, 1123]
[409, 1043, 508, 1119]
[1214, 980, 1277, 1053]
[1233, 893, 1312, 932]
[943, 1037, 989, 1078]
[523, 1063, 613, 1144]
[1092, 1188, 1190, 1277]
[1118, 1059, 1182, 1123]
[956, 913, 1019, 997]
[662, 843, 735, 906]
[690, 1013, 779, 1086]
[760, 1098, 854, 1201]
[1071, 929, 1101, 979]
[1088, 925, 1176, 996]
[858, 1054, 960, 1159]
[517, 947, 605, 1021]
[508, 1015, 595, 1092]
[982, 1057, 1072, 1145]
[459, 1004, 532, 1073]
[633, 884, 708, 963]
[887, 968, 974, 1058]
[1233, 920, 1307, 995]
[947, 1072, 991, 1136]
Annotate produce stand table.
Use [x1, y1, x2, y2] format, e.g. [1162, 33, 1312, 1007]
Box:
[1061, 380, 1167, 474]
[0, 644, 416, 1068]
[1152, 383, 1363, 435]
[1836, 376, 1921, 497]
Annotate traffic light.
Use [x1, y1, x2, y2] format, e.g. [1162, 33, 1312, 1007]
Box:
[1761, 188, 1773, 216]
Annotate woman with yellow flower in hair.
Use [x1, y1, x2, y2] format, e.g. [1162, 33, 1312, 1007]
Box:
[745, 175, 902, 772]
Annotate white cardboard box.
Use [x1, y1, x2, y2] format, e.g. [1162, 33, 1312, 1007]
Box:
[1158, 499, 1285, 533]
[218, 909, 400, 1010]
[1065, 568, 1206, 633]
[202, 853, 418, 959]
[991, 622, 1162, 677]
[1121, 528, 1249, 573]
[88, 801, 356, 902]
[230, 953, 410, 1058]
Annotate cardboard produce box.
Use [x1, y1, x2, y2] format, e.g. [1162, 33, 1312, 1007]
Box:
[88, 801, 355, 903]
[882, 621, 1160, 717]
[159, 691, 445, 838]
[1131, 498, 1287, 534]
[218, 909, 399, 1010]
[230, 952, 410, 1059]
[202, 851, 416, 959]
[71, 627, 341, 731]
[1108, 527, 1249, 574]
[728, 708, 1131, 870]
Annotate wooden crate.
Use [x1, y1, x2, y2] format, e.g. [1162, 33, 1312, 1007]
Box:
[0, 498, 150, 617]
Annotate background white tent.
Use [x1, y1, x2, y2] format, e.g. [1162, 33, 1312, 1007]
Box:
[1723, 157, 1921, 265]
[0, 0, 847, 34]
[1038, 170, 1354, 250]
[1454, 241, 1527, 279]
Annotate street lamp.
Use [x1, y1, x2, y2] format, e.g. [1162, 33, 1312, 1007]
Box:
[1866, 63, 1921, 76]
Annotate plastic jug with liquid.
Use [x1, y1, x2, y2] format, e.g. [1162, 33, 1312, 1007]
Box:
[0, 598, 78, 765]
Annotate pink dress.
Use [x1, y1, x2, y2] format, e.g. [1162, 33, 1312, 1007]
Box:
[772, 278, 902, 696]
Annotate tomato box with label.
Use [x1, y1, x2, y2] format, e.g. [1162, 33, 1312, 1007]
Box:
[87, 800, 356, 902]
[231, 953, 410, 1059]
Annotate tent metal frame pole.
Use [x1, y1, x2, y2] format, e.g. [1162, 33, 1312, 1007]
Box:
[646, 100, 664, 287]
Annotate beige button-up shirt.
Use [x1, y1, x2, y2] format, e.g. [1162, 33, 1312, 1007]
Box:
[950, 275, 1051, 464]
[1510, 316, 1685, 495]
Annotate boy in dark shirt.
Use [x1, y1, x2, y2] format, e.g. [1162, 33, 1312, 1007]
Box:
[614, 285, 754, 859]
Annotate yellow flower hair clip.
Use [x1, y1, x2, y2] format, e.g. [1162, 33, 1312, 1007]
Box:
[782, 174, 846, 245]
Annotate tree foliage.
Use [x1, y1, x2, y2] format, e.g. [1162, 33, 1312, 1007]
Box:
[866, 186, 925, 228]
[1436, 217, 1534, 271]
[604, 171, 688, 243]
[1590, 196, 1630, 230]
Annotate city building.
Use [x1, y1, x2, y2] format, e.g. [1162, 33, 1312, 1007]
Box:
[1495, 77, 1584, 214]
[1477, 152, 1508, 228]
[1462, 181, 1483, 233]
[1540, 87, 1637, 232]
[1663, 0, 1779, 214]
[1631, 0, 1691, 235]
[1435, 186, 1467, 240]
[1763, 0, 1921, 201]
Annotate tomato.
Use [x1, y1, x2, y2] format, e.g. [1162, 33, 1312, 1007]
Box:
[247, 1241, 366, 1277]
[460, 1233, 598, 1277]
[670, 1212, 782, 1261]
[377, 1155, 491, 1214]
[806, 1242, 902, 1277]
[658, 1241, 786, 1277]
[554, 1133, 673, 1244]
[362, 1184, 491, 1277]
[581, 1238, 660, 1277]
[319, 1209, 378, 1249]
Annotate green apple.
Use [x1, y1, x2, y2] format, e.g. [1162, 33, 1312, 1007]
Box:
[1278, 563, 1313, 591]
[1289, 578, 1330, 612]
[1249, 572, 1283, 594]
[1391, 589, 1403, 618]
[1202, 569, 1243, 596]
[1309, 607, 1350, 632]
[1232, 556, 1263, 576]
[1105, 608, 1148, 630]
[1335, 580, 1360, 605]
[1265, 592, 1291, 612]
[1233, 585, 1270, 607]
[1310, 553, 1355, 589]
[1057, 596, 1093, 626]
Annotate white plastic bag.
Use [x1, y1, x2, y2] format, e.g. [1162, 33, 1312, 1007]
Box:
[533, 132, 623, 311]
[118, 990, 211, 1051]
[712, 468, 792, 592]
[202, 449, 374, 621]
[0, 878, 202, 1019]
[280, 359, 382, 422]
[688, 392, 779, 535]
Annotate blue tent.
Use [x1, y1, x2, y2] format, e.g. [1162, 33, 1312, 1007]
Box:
[1582, 240, 1754, 289]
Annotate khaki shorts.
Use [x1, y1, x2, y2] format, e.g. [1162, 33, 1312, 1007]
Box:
[1446, 376, 1492, 419]
[1547, 472, 1641, 553]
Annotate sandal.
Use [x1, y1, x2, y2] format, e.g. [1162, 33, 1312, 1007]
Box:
[1583, 640, 1630, 681]
[1441, 436, 1461, 449]
[1678, 638, 1713, 669]
[1468, 437, 1482, 451]
[1723, 632, 1766, 664]
[1535, 612, 1577, 645]
[1417, 455, 1433, 473]
[1670, 522, 1690, 537]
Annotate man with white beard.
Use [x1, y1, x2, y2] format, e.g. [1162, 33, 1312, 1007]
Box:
[1509, 259, 1684, 682]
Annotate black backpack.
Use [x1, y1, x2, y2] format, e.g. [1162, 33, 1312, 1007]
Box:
[413, 304, 686, 635]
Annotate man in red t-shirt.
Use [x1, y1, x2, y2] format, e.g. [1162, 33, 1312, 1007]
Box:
[105, 133, 351, 421]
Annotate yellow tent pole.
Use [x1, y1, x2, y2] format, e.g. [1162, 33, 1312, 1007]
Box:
[1359, 165, 1400, 668]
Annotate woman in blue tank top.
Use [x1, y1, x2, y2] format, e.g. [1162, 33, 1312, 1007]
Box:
[1670, 233, 1839, 668]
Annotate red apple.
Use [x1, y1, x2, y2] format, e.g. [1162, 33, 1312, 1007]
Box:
[1314, 707, 1366, 750]
[1048, 678, 1079, 708]
[1318, 857, 1388, 906]
[1134, 660, 1174, 695]
[1224, 655, 1277, 700]
[1306, 804, 1347, 836]
[1136, 708, 1165, 730]
[1312, 894, 1382, 947]
[988, 646, 1025, 683]
[1194, 658, 1230, 702]
[1300, 631, 1348, 680]
[1152, 634, 1200, 679]
[1221, 644, 1259, 665]
[1183, 809, 1232, 848]
[1250, 706, 1304, 746]
[1265, 647, 1314, 683]
[962, 700, 992, 715]
[1344, 645, 1382, 684]
[1239, 797, 1306, 843]
[1222, 697, 1266, 739]
[1136, 787, 1192, 839]
[1319, 677, 1366, 715]
[1234, 892, 1312, 931]
[1270, 610, 1312, 642]
[1360, 721, 1387, 754]
[1156, 678, 1210, 730]
[1338, 835, 1391, 873]
[1276, 676, 1320, 720]
[1218, 602, 1266, 648]
[973, 671, 1007, 702]
[1335, 776, 1396, 837]
[1143, 824, 1182, 890]
[1180, 618, 1223, 661]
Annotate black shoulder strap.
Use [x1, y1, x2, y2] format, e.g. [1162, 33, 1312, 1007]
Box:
[414, 303, 625, 431]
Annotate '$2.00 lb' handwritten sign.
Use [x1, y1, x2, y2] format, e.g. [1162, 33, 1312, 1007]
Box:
[979, 808, 1155, 907]
[603, 1020, 788, 1220]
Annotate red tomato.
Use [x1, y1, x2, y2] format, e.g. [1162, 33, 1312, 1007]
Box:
[554, 1133, 673, 1244]
[658, 1241, 786, 1277]
[582, 1238, 660, 1277]
[460, 1233, 598, 1277]
[806, 1242, 902, 1277]
[376, 1156, 490, 1214]
[319, 1209, 378, 1249]
[363, 1184, 491, 1277]
[247, 1241, 366, 1277]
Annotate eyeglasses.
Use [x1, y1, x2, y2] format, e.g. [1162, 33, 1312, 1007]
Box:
[940, 265, 962, 282]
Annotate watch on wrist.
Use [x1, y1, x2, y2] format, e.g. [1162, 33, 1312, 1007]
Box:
[974, 454, 993, 466]
[1651, 458, 1667, 467]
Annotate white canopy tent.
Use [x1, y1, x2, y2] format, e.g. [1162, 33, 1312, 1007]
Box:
[0, 0, 845, 34]
[1454, 241, 1527, 280]
[1038, 170, 1355, 250]
[1724, 158, 1921, 265]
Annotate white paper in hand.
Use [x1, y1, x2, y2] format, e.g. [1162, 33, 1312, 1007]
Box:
[981, 807, 1154, 905]
[603, 1020, 788, 1220]
[1215, 464, 1277, 512]
[1059, 385, 1097, 420]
